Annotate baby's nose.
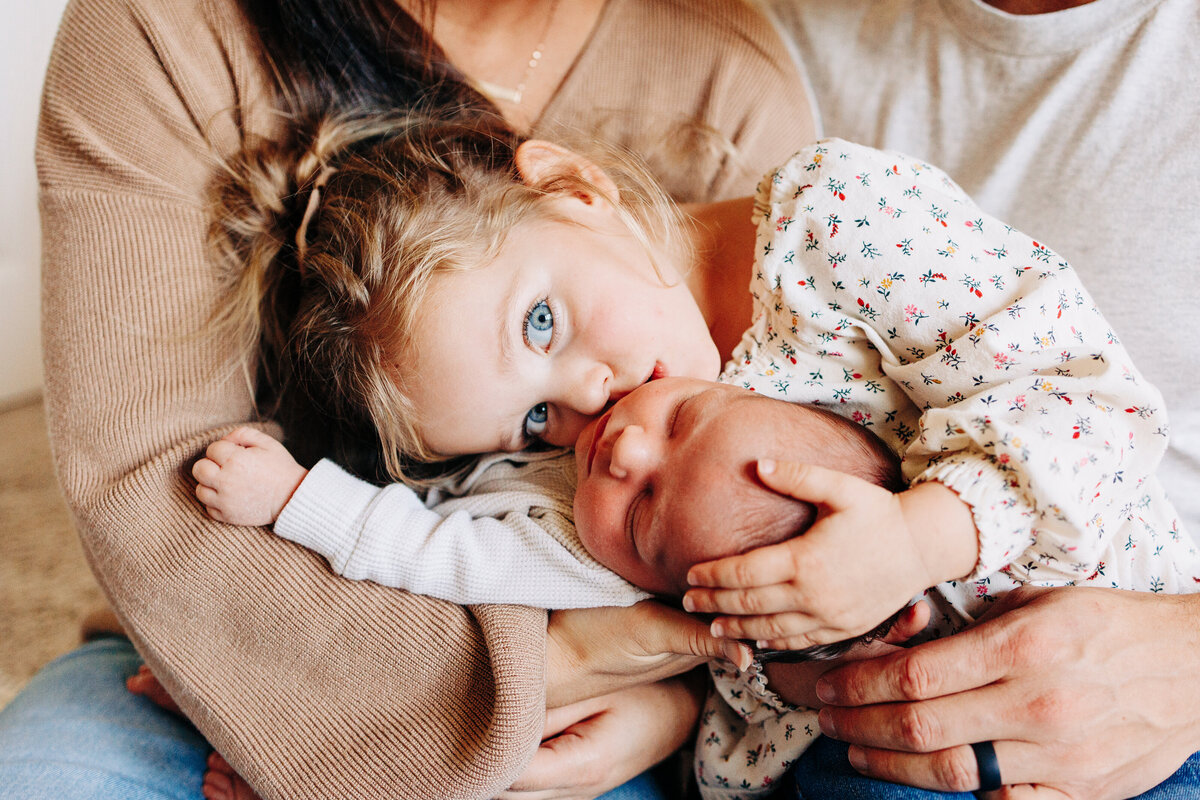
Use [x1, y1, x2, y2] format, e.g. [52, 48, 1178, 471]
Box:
[608, 425, 658, 480]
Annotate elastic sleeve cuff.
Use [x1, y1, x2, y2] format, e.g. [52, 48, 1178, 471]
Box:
[913, 454, 1038, 580]
[274, 460, 416, 570]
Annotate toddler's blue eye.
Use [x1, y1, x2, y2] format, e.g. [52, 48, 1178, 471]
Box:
[525, 299, 554, 350]
[525, 403, 549, 438]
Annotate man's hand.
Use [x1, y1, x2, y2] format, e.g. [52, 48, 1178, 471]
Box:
[814, 586, 1200, 798]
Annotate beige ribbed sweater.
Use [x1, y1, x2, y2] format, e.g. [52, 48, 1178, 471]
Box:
[36, 0, 813, 797]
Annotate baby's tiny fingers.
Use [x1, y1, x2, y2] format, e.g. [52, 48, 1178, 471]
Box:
[684, 584, 805, 616]
[195, 483, 220, 504]
[192, 457, 220, 486]
[687, 542, 798, 589]
[205, 439, 240, 465]
[223, 426, 273, 448]
[711, 611, 817, 642]
[755, 633, 840, 651]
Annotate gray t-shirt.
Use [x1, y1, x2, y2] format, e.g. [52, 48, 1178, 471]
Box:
[763, 0, 1200, 531]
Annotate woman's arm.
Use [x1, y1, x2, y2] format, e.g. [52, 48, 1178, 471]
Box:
[815, 586, 1200, 799]
[39, 2, 546, 797]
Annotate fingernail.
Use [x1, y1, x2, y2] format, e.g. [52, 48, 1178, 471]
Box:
[758, 458, 776, 475]
[755, 640, 769, 650]
[737, 645, 753, 671]
[726, 644, 752, 672]
[817, 708, 838, 738]
[710, 621, 725, 638]
[816, 677, 838, 704]
[682, 594, 696, 612]
[847, 746, 867, 772]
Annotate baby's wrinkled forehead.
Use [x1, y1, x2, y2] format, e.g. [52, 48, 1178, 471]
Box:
[652, 392, 823, 593]
[674, 387, 826, 459]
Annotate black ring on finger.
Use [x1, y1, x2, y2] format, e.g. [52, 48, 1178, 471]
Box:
[971, 740, 1003, 792]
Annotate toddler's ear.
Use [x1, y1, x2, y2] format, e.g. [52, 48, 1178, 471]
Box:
[514, 139, 620, 205]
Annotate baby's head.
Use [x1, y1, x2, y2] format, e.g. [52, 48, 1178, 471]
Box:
[572, 378, 903, 596]
[212, 113, 718, 482]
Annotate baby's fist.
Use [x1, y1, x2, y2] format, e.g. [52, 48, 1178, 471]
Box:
[192, 427, 307, 526]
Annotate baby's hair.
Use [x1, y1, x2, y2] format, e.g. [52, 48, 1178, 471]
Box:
[720, 401, 907, 661]
[208, 110, 690, 484]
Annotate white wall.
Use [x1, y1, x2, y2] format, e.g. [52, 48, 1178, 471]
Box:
[1, 0, 72, 405]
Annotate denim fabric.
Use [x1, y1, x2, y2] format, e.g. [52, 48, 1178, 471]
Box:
[1130, 749, 1200, 800]
[791, 737, 978, 800]
[598, 767, 673, 800]
[0, 637, 209, 800]
[791, 736, 1200, 800]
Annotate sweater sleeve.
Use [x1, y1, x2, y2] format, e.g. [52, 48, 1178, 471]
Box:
[744, 140, 1170, 583]
[276, 459, 649, 608]
[36, 1, 544, 798]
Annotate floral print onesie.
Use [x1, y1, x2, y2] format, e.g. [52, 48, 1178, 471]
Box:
[694, 140, 1198, 799]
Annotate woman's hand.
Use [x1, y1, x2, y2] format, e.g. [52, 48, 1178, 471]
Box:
[545, 601, 750, 708]
[498, 675, 705, 800]
[684, 460, 977, 651]
[814, 586, 1200, 798]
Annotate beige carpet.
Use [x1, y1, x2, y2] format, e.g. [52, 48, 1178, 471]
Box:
[0, 396, 105, 709]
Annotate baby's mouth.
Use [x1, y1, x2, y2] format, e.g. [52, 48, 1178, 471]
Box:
[650, 361, 667, 381]
[586, 410, 613, 477]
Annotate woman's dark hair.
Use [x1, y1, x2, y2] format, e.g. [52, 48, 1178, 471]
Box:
[231, 0, 503, 482]
[237, 0, 494, 117]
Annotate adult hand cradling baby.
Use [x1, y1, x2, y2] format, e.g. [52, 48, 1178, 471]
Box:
[817, 586, 1200, 799]
[720, 457, 1200, 798]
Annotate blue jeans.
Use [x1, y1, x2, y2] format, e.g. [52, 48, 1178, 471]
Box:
[791, 736, 1200, 800]
[0, 637, 208, 799]
[0, 637, 670, 800]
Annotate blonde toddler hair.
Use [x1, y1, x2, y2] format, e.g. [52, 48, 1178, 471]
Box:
[209, 111, 689, 483]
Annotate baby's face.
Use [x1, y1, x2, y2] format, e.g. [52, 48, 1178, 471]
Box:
[573, 378, 807, 594]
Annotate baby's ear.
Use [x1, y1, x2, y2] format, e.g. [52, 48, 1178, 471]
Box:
[514, 139, 620, 205]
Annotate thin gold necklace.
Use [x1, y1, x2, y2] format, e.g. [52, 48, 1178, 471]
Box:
[471, 0, 561, 105]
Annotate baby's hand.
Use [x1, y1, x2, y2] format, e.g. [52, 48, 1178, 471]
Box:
[192, 427, 308, 526]
[683, 461, 974, 651]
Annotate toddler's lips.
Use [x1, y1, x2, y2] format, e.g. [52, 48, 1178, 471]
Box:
[650, 361, 667, 381]
[586, 410, 612, 477]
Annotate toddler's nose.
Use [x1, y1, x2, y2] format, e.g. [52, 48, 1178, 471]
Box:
[563, 363, 613, 417]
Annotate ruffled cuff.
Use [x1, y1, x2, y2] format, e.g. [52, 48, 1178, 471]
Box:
[914, 454, 1038, 581]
